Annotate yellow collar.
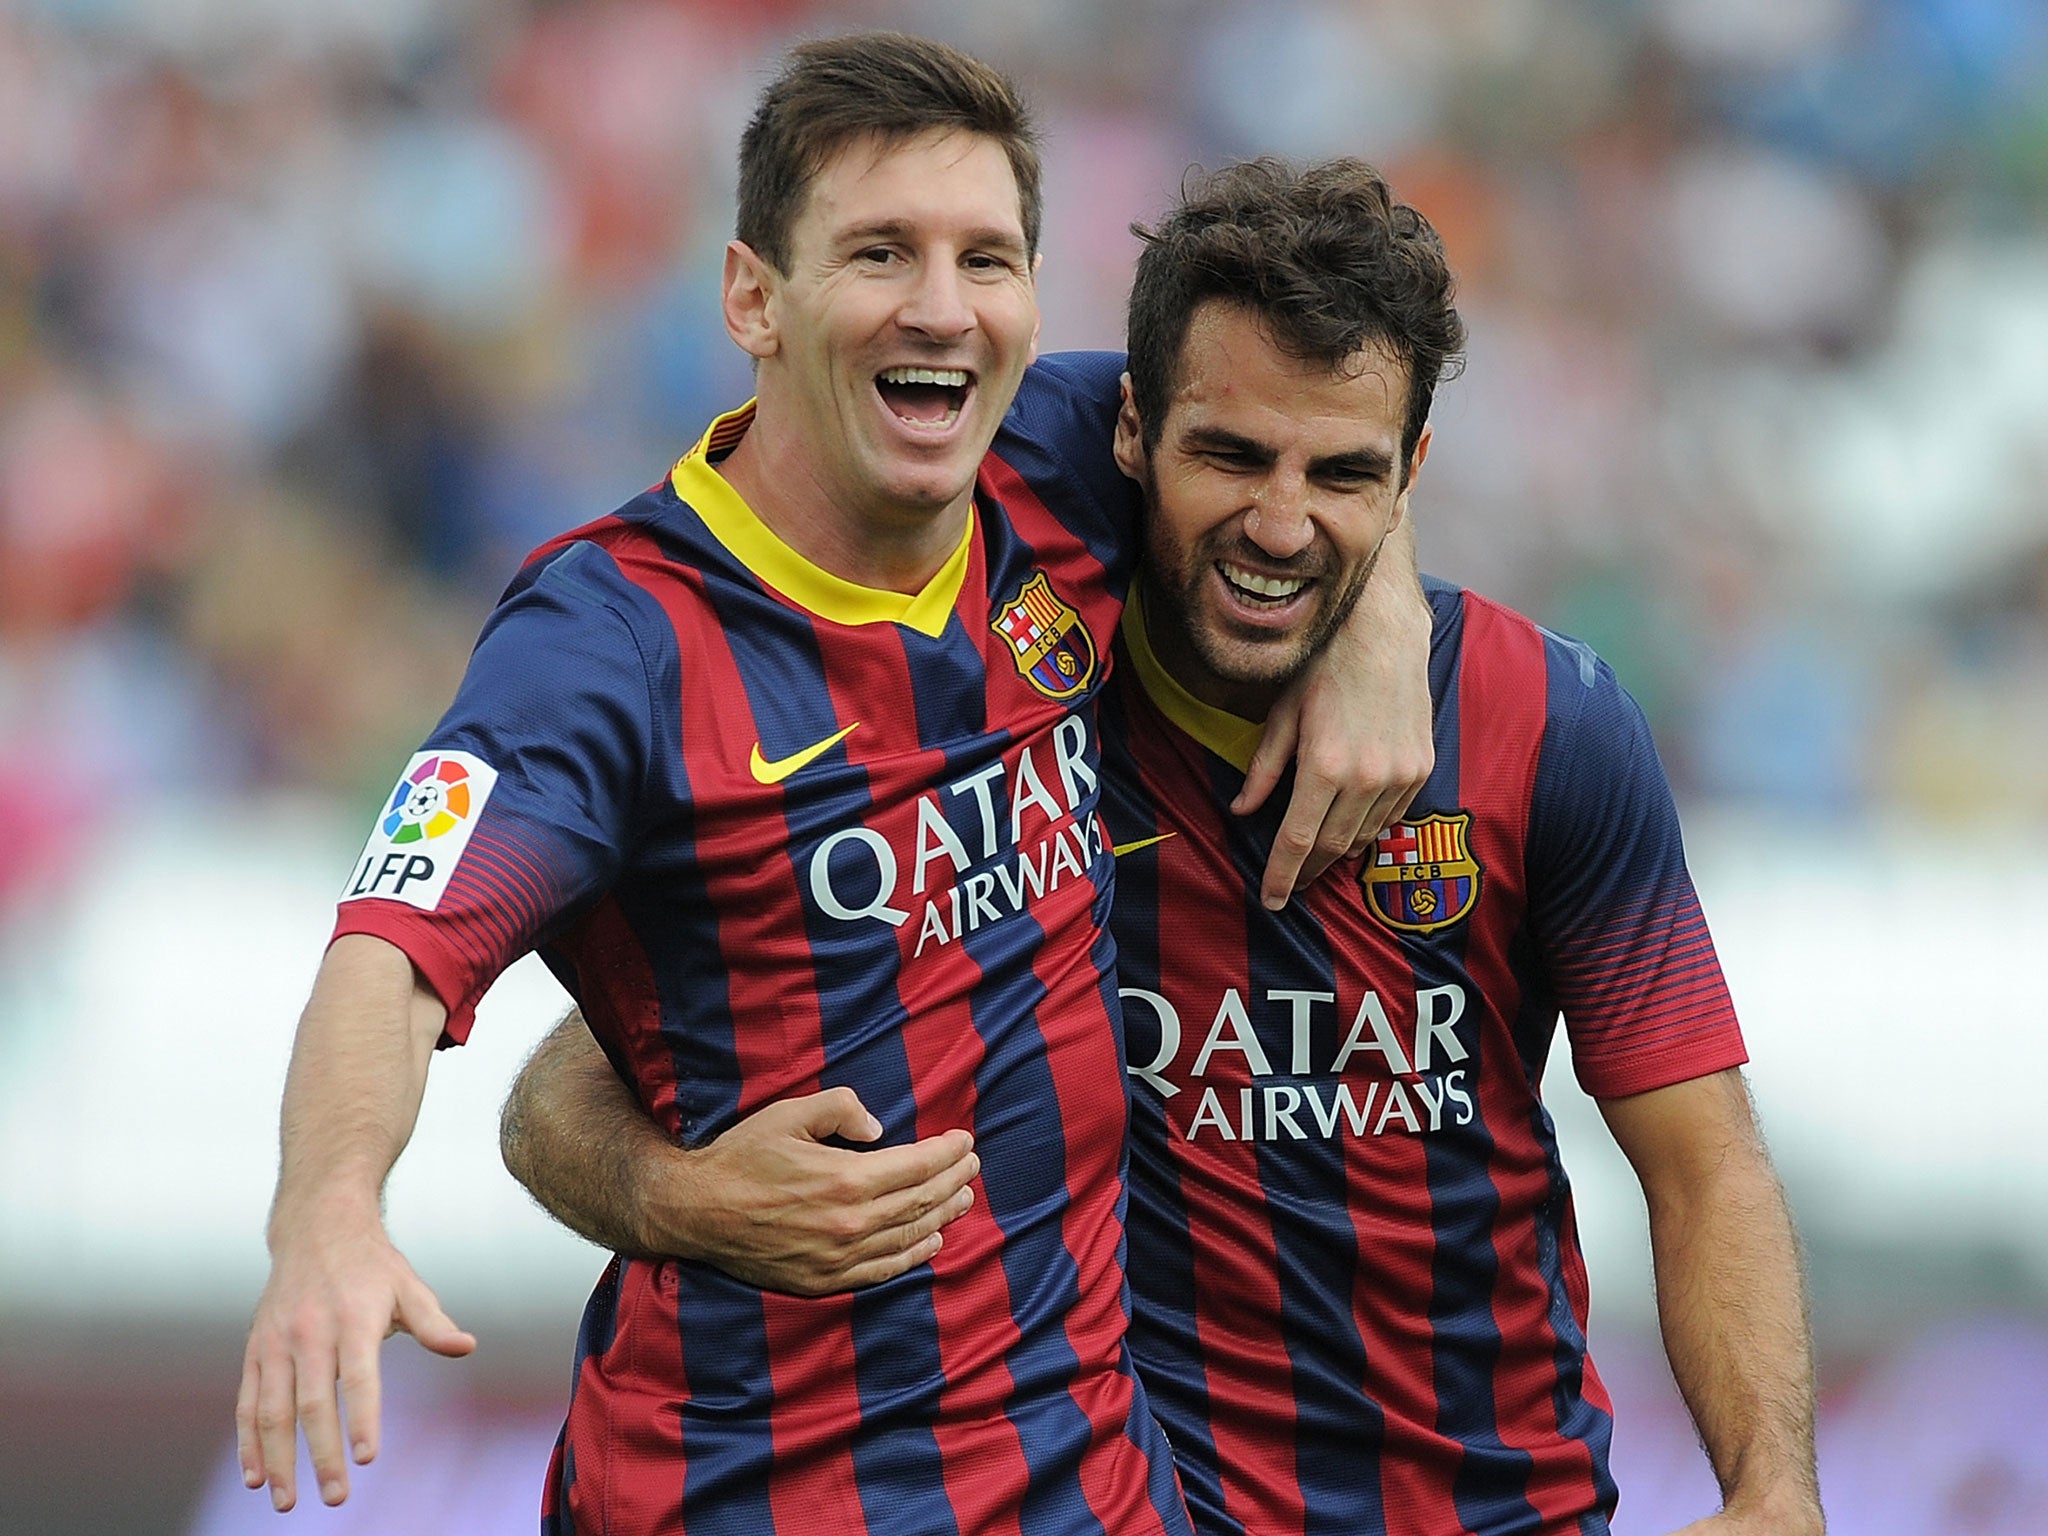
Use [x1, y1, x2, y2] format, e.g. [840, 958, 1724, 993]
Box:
[669, 401, 973, 640]
[1121, 586, 1266, 773]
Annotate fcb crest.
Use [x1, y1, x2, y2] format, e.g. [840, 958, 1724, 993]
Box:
[991, 572, 1098, 701]
[1361, 812, 1481, 935]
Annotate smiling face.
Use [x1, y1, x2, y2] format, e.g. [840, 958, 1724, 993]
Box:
[1116, 301, 1428, 718]
[725, 128, 1040, 574]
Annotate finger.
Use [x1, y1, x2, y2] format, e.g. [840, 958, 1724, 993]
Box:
[855, 1152, 980, 1245]
[235, 1351, 266, 1489]
[833, 1228, 948, 1289]
[336, 1327, 383, 1467]
[1293, 787, 1373, 890]
[394, 1279, 477, 1360]
[822, 1126, 977, 1202]
[1258, 768, 1335, 909]
[794, 1084, 885, 1144]
[293, 1336, 351, 1506]
[836, 1183, 978, 1287]
[252, 1349, 301, 1511]
[882, 1179, 976, 1253]
[1358, 782, 1413, 849]
[1384, 772, 1426, 831]
[1232, 705, 1299, 816]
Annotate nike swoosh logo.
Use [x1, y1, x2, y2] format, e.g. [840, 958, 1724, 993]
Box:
[750, 722, 860, 785]
[1111, 833, 1176, 858]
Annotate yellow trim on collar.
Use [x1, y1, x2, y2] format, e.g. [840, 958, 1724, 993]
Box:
[668, 401, 972, 640]
[1121, 586, 1266, 773]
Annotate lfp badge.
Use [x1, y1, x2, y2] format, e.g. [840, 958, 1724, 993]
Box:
[342, 749, 499, 911]
[1362, 812, 1481, 934]
[992, 572, 1097, 701]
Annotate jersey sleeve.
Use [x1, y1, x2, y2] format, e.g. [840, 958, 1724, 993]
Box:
[331, 540, 655, 1043]
[995, 351, 1141, 583]
[1525, 634, 1748, 1099]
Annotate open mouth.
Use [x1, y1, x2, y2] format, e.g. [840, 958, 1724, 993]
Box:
[1219, 560, 1310, 609]
[877, 366, 971, 429]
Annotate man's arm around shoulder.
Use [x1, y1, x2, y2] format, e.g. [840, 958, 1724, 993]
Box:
[501, 1014, 981, 1295]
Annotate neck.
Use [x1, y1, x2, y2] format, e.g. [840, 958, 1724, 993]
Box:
[716, 416, 971, 597]
[1133, 575, 1279, 723]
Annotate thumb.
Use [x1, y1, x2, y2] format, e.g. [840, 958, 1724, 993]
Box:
[793, 1084, 884, 1145]
[396, 1280, 476, 1358]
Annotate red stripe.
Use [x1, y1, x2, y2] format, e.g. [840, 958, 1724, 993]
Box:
[978, 453, 1126, 669]
[1319, 889, 1467, 1536]
[630, 546, 881, 1522]
[980, 453, 1174, 1534]
[587, 1260, 692, 1535]
[1141, 730, 1308, 1536]
[596, 522, 884, 1523]
[1454, 592, 1599, 1525]
[831, 542, 1038, 1532]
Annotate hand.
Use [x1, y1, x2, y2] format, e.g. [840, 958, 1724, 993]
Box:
[235, 1217, 475, 1511]
[1236, 598, 1434, 908]
[1666, 1503, 1824, 1536]
[655, 1087, 979, 1296]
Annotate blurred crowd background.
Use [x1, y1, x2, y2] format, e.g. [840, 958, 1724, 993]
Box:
[2, 0, 2046, 1532]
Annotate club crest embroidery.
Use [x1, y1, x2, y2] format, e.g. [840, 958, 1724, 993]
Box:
[991, 572, 1097, 701]
[1362, 812, 1481, 934]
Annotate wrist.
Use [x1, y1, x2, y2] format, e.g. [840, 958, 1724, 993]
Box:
[630, 1144, 714, 1261]
[267, 1179, 384, 1253]
[1721, 1481, 1823, 1535]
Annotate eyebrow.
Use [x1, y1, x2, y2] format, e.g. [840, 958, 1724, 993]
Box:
[1182, 425, 1395, 479]
[836, 219, 1029, 256]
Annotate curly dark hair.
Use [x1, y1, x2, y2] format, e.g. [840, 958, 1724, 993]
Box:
[737, 33, 1042, 275]
[1126, 157, 1465, 477]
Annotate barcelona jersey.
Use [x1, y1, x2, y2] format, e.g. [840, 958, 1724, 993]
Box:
[334, 353, 1194, 1536]
[1101, 584, 1748, 1536]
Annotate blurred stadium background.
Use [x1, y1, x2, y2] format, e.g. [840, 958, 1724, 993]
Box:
[2, 0, 2046, 1531]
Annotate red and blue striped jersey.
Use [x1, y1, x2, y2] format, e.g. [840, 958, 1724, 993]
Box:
[1100, 582, 1747, 1536]
[333, 353, 1194, 1536]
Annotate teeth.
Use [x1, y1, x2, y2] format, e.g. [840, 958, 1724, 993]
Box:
[878, 367, 969, 387]
[1222, 563, 1307, 599]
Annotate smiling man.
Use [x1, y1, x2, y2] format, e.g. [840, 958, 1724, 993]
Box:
[233, 34, 1434, 1536]
[505, 159, 1824, 1536]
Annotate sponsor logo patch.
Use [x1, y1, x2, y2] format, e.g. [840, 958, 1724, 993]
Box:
[750, 722, 860, 785]
[341, 750, 498, 910]
[991, 572, 1097, 701]
[1361, 812, 1480, 934]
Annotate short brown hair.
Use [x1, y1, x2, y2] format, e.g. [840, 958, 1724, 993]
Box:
[736, 33, 1043, 274]
[1126, 158, 1465, 476]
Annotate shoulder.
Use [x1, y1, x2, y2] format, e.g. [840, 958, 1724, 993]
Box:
[1424, 578, 1624, 723]
[996, 353, 1122, 459]
[987, 352, 1138, 571]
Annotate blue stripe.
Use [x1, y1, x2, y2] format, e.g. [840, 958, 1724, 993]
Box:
[709, 569, 963, 1533]
[1220, 750, 1394, 1536]
[1105, 682, 1239, 1534]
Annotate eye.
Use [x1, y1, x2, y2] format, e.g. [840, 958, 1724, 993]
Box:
[1206, 449, 1263, 472]
[855, 246, 901, 267]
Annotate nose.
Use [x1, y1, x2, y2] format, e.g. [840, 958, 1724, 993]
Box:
[896, 260, 976, 341]
[1242, 477, 1315, 560]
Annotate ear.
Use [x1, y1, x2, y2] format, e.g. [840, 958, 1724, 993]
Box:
[1026, 251, 1044, 365]
[1112, 373, 1147, 484]
[723, 240, 779, 361]
[1390, 422, 1432, 530]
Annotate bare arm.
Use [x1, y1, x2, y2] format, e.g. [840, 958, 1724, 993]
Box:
[501, 1013, 981, 1294]
[1600, 1069, 1824, 1536]
[235, 934, 476, 1513]
[1240, 514, 1434, 907]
